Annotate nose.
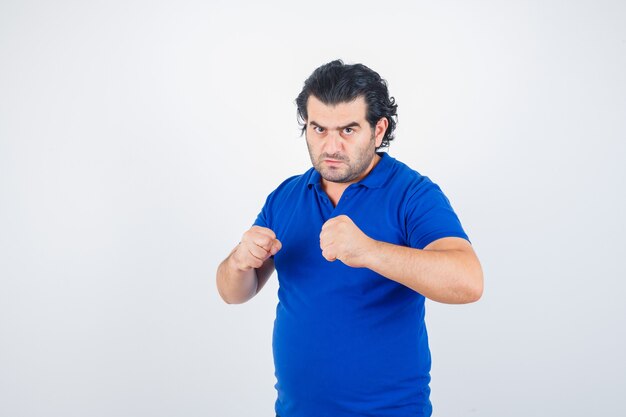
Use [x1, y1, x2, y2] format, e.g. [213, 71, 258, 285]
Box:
[324, 131, 343, 154]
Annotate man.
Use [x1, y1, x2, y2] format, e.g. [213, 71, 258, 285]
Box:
[216, 60, 483, 417]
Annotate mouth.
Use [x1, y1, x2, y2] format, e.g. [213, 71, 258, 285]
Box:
[322, 154, 347, 163]
[323, 159, 345, 168]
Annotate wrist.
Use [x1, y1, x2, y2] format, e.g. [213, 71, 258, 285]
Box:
[362, 238, 385, 270]
[229, 246, 251, 272]
[357, 237, 380, 269]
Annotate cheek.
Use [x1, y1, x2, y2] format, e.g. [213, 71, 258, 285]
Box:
[308, 138, 323, 151]
[356, 136, 374, 152]
[305, 139, 320, 157]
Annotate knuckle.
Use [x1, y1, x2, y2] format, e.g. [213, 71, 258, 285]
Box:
[256, 226, 276, 238]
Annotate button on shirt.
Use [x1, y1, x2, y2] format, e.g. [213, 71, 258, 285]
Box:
[254, 152, 469, 417]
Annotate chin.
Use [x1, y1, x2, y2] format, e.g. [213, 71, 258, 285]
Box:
[322, 173, 353, 184]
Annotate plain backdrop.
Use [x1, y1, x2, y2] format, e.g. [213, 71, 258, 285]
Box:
[1, 0, 625, 416]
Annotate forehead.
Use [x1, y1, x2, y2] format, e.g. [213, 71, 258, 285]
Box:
[306, 95, 368, 124]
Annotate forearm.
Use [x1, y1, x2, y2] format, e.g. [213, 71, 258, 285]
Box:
[363, 240, 483, 304]
[216, 226, 281, 304]
[216, 248, 258, 304]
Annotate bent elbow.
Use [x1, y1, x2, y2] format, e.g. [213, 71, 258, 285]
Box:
[216, 283, 251, 305]
[465, 282, 483, 303]
[464, 269, 484, 303]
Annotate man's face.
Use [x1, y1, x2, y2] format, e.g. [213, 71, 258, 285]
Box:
[305, 95, 386, 185]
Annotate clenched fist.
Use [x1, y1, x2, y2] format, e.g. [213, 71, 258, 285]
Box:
[319, 215, 374, 268]
[232, 226, 282, 271]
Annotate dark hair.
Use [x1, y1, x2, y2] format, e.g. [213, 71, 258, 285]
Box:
[295, 59, 398, 149]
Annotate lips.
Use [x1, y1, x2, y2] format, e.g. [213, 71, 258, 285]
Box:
[323, 159, 346, 169]
[321, 154, 346, 163]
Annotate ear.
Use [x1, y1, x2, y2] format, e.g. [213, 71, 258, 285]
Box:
[374, 117, 389, 148]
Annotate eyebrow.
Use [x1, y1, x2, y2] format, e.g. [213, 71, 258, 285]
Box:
[309, 121, 362, 130]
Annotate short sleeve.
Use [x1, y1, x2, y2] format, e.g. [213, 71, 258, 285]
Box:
[253, 193, 272, 229]
[405, 180, 470, 249]
[251, 173, 303, 230]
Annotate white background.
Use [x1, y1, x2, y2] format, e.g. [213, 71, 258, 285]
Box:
[1, 1, 625, 416]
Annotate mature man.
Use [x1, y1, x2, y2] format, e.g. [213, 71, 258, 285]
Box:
[216, 60, 483, 417]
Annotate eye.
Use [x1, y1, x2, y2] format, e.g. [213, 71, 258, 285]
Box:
[312, 126, 325, 134]
[343, 127, 354, 134]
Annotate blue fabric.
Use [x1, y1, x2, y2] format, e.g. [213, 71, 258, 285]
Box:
[254, 152, 469, 417]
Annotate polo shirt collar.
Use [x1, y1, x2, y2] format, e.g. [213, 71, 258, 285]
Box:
[306, 152, 393, 189]
[357, 152, 392, 189]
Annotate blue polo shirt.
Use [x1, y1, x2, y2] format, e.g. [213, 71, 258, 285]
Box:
[254, 152, 469, 417]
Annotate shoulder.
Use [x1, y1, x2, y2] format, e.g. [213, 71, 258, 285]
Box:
[383, 154, 437, 196]
[262, 167, 316, 206]
[386, 158, 468, 248]
[270, 167, 315, 194]
[382, 156, 454, 217]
